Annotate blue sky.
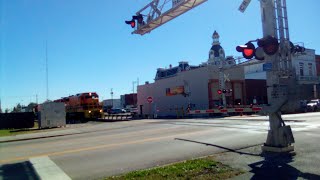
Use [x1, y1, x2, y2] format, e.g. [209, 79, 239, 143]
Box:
[1, 0, 319, 110]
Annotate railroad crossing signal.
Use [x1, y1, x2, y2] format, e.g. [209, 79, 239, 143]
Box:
[236, 36, 280, 60]
[257, 35, 279, 56]
[125, 14, 144, 29]
[218, 89, 232, 95]
[125, 19, 136, 28]
[236, 42, 255, 59]
[133, 14, 144, 24]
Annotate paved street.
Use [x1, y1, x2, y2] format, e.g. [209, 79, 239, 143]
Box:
[1, 112, 320, 179]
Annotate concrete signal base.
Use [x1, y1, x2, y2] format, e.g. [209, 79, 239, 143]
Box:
[261, 144, 294, 153]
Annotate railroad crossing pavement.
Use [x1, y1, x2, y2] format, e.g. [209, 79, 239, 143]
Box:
[1, 112, 320, 179]
[0, 112, 319, 143]
[0, 120, 143, 143]
[0, 112, 318, 143]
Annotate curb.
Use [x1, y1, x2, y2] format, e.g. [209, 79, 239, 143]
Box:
[0, 132, 85, 143]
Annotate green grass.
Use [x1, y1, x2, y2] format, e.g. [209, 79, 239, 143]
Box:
[0, 122, 40, 137]
[106, 157, 243, 180]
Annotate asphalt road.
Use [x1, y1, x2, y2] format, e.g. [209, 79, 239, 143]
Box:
[1, 112, 320, 179]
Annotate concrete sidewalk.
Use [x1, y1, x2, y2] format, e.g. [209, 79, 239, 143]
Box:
[212, 134, 320, 179]
[0, 120, 144, 143]
[0, 128, 85, 143]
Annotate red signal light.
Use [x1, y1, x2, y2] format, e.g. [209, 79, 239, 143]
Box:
[236, 42, 255, 59]
[243, 49, 254, 57]
[130, 21, 136, 28]
[217, 89, 222, 95]
[125, 19, 136, 28]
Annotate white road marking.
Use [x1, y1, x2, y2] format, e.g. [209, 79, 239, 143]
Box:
[29, 156, 71, 180]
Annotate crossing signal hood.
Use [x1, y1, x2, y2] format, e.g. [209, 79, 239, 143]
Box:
[133, 14, 144, 24]
[125, 14, 144, 28]
[125, 19, 136, 28]
[236, 42, 255, 59]
[257, 36, 279, 56]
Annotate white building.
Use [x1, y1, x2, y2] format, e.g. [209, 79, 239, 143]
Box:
[244, 49, 317, 84]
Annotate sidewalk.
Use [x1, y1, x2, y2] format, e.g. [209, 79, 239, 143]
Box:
[0, 119, 144, 143]
[212, 136, 320, 179]
[0, 127, 84, 143]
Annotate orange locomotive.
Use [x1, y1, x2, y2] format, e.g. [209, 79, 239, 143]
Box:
[54, 92, 103, 120]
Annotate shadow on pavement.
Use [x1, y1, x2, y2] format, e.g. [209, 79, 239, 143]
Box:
[174, 138, 262, 156]
[0, 161, 40, 180]
[249, 152, 320, 180]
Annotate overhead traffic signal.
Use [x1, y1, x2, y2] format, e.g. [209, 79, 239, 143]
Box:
[125, 14, 144, 29]
[133, 14, 144, 24]
[236, 42, 256, 59]
[125, 19, 136, 28]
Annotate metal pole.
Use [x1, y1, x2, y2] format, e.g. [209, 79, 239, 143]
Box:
[260, 0, 294, 152]
[220, 70, 227, 107]
[111, 88, 113, 108]
[46, 41, 49, 101]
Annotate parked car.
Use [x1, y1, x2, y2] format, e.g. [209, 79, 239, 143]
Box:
[129, 107, 138, 115]
[124, 107, 138, 114]
[109, 108, 126, 114]
[307, 99, 320, 112]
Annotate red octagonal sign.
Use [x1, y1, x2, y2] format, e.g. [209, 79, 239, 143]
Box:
[147, 96, 153, 103]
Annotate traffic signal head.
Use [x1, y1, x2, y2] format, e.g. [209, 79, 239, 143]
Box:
[125, 19, 136, 28]
[134, 14, 143, 24]
[236, 42, 255, 59]
[257, 36, 279, 55]
[217, 89, 222, 95]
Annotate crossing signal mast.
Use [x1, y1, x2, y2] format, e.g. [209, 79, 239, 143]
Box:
[129, 0, 297, 153]
[125, 0, 208, 35]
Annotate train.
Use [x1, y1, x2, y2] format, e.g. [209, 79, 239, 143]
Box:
[54, 92, 103, 121]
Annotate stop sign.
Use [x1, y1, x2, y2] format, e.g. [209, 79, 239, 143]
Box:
[147, 96, 153, 103]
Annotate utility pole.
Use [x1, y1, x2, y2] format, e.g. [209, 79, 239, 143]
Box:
[45, 41, 49, 101]
[110, 88, 114, 107]
[132, 81, 136, 94]
[219, 67, 227, 107]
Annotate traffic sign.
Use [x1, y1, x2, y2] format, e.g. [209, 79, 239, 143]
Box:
[147, 96, 153, 103]
[263, 63, 272, 71]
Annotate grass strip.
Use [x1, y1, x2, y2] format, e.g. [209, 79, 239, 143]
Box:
[0, 122, 41, 137]
[106, 157, 243, 180]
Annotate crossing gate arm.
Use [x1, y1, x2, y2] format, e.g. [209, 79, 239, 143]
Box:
[188, 107, 262, 114]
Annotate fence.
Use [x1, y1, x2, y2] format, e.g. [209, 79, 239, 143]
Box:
[0, 112, 35, 129]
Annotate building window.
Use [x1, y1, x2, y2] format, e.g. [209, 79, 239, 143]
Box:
[299, 62, 304, 76]
[308, 63, 313, 76]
